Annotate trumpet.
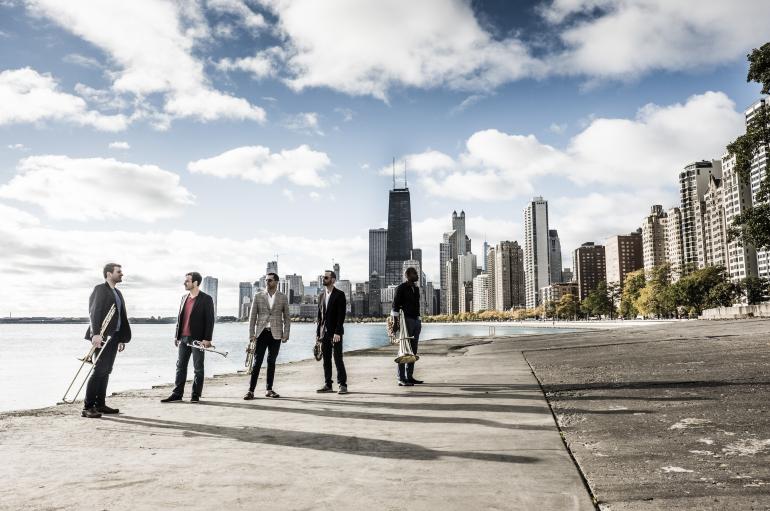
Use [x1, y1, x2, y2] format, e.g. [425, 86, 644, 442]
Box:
[61, 304, 116, 404]
[245, 335, 257, 374]
[186, 340, 228, 358]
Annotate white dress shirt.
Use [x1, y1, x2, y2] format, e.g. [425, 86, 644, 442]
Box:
[267, 290, 276, 309]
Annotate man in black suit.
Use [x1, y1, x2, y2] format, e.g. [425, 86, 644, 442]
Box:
[392, 267, 424, 386]
[82, 263, 132, 418]
[161, 272, 216, 403]
[316, 270, 347, 394]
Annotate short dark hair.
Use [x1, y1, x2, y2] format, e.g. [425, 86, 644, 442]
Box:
[186, 272, 202, 286]
[267, 272, 279, 282]
[405, 267, 418, 277]
[103, 263, 121, 278]
[325, 270, 337, 280]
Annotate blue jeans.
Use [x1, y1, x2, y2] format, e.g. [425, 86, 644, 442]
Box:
[397, 317, 421, 381]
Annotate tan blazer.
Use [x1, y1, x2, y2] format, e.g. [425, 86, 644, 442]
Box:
[249, 290, 291, 340]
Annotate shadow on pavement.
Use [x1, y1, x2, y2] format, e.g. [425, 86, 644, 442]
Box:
[108, 415, 541, 464]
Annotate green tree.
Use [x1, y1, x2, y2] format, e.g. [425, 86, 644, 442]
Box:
[582, 281, 613, 318]
[726, 42, 770, 250]
[740, 276, 769, 305]
[620, 270, 645, 318]
[556, 293, 579, 320]
[671, 266, 736, 315]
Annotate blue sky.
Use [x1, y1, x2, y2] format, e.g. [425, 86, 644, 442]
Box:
[0, 0, 767, 316]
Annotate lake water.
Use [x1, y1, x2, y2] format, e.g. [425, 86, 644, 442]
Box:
[0, 322, 574, 413]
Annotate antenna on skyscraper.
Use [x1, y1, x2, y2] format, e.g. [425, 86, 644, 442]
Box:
[404, 160, 407, 188]
[392, 157, 396, 189]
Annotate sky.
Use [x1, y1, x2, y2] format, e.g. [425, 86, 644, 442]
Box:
[0, 0, 768, 317]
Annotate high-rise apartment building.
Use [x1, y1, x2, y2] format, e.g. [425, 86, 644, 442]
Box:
[336, 279, 352, 313]
[457, 253, 478, 313]
[368, 228, 387, 278]
[562, 268, 573, 283]
[574, 242, 606, 301]
[385, 185, 413, 286]
[368, 272, 382, 317]
[701, 175, 727, 269]
[472, 273, 491, 312]
[642, 205, 668, 273]
[605, 230, 643, 289]
[238, 281, 253, 321]
[201, 276, 218, 316]
[721, 152, 758, 281]
[523, 197, 551, 308]
[745, 99, 769, 278]
[333, 262, 340, 280]
[494, 241, 525, 311]
[282, 274, 304, 304]
[486, 246, 496, 311]
[679, 160, 722, 272]
[666, 207, 685, 281]
[548, 230, 562, 284]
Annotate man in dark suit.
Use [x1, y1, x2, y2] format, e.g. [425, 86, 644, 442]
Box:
[316, 270, 347, 394]
[392, 267, 424, 386]
[82, 263, 132, 418]
[161, 271, 215, 403]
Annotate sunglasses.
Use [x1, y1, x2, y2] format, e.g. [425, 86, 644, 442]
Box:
[266, 278, 275, 282]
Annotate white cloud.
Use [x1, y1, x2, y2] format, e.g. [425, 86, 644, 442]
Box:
[257, 0, 543, 100]
[0, 155, 194, 222]
[449, 94, 487, 115]
[188, 144, 331, 187]
[0, 220, 368, 316]
[62, 53, 102, 69]
[108, 141, 130, 150]
[390, 91, 742, 200]
[216, 46, 283, 79]
[542, 0, 770, 79]
[207, 0, 266, 29]
[27, 1, 266, 124]
[0, 202, 39, 227]
[7, 143, 28, 151]
[334, 107, 355, 122]
[282, 111, 323, 136]
[0, 68, 128, 131]
[281, 188, 295, 202]
[549, 122, 567, 134]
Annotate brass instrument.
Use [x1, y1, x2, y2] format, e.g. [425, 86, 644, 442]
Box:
[245, 335, 257, 374]
[394, 309, 419, 364]
[186, 340, 228, 358]
[60, 304, 116, 404]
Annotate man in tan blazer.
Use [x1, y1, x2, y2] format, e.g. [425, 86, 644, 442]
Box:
[244, 272, 291, 399]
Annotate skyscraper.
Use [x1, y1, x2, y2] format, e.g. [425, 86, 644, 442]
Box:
[452, 211, 467, 255]
[574, 242, 606, 301]
[721, 152, 758, 281]
[201, 276, 218, 316]
[385, 185, 413, 286]
[745, 99, 769, 278]
[548, 229, 562, 284]
[333, 262, 340, 280]
[605, 230, 643, 289]
[368, 228, 387, 277]
[283, 274, 304, 304]
[523, 197, 551, 308]
[642, 205, 668, 273]
[494, 241, 525, 311]
[238, 281, 253, 321]
[679, 160, 722, 272]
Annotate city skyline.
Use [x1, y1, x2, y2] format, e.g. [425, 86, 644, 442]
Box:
[1, 1, 768, 316]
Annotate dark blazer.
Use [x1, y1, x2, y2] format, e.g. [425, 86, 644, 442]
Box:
[174, 291, 215, 342]
[84, 283, 131, 343]
[316, 287, 346, 339]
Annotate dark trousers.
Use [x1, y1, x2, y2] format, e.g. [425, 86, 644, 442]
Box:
[249, 329, 282, 391]
[84, 335, 120, 409]
[397, 317, 421, 382]
[322, 335, 347, 386]
[172, 336, 205, 398]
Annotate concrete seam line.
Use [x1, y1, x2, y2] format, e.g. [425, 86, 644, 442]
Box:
[522, 350, 600, 511]
[520, 336, 691, 354]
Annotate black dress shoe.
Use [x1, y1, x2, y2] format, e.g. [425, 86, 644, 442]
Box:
[81, 407, 102, 418]
[190, 396, 200, 403]
[316, 385, 334, 393]
[97, 405, 120, 414]
[398, 380, 414, 387]
[160, 394, 183, 403]
[407, 378, 424, 384]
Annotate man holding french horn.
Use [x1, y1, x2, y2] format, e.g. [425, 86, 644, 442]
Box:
[391, 267, 424, 386]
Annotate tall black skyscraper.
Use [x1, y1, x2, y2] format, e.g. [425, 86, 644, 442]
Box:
[385, 185, 413, 286]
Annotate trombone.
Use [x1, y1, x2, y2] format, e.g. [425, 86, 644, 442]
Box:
[61, 304, 116, 404]
[186, 340, 228, 358]
[245, 336, 257, 374]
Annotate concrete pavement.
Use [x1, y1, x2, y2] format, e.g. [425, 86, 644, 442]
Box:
[0, 336, 594, 511]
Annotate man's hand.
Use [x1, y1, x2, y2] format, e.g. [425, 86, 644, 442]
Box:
[333, 334, 341, 343]
[174, 338, 180, 347]
[91, 334, 103, 348]
[118, 343, 125, 353]
[281, 337, 288, 344]
[201, 340, 212, 348]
